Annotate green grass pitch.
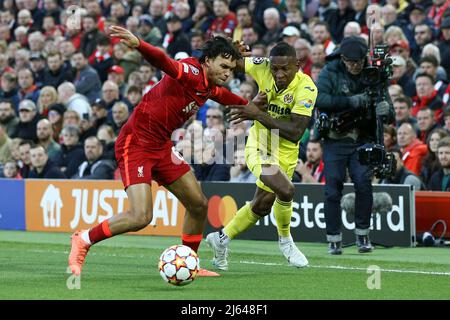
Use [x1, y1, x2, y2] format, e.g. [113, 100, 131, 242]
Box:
[0, 230, 449, 300]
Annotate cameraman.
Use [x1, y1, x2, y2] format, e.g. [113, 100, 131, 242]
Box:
[316, 36, 394, 255]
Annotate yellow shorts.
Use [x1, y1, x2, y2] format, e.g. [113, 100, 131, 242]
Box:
[245, 146, 297, 193]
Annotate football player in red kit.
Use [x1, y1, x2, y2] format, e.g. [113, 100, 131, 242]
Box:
[68, 25, 252, 277]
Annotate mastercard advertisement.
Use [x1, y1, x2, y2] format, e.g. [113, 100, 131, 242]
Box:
[18, 180, 415, 246]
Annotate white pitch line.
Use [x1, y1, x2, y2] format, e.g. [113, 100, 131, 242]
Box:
[238, 260, 450, 276]
[18, 249, 450, 277]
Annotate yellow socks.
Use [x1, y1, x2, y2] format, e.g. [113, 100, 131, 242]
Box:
[223, 198, 293, 239]
[223, 203, 260, 239]
[273, 198, 292, 237]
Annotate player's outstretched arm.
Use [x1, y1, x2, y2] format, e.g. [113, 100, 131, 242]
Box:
[109, 25, 180, 79]
[211, 86, 248, 106]
[228, 102, 310, 144]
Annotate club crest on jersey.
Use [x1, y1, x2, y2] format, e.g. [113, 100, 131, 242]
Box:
[284, 94, 293, 104]
[137, 166, 144, 178]
[252, 57, 265, 65]
[189, 65, 199, 75]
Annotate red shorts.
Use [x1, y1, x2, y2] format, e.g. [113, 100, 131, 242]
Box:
[115, 134, 191, 189]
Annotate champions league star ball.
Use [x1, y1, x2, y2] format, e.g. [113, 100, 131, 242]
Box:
[159, 245, 199, 286]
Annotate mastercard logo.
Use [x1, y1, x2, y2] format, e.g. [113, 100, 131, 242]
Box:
[207, 195, 238, 228]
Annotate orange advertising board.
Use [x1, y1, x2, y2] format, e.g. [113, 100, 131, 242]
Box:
[25, 180, 185, 236]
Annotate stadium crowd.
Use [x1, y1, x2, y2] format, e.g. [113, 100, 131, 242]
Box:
[0, 0, 449, 191]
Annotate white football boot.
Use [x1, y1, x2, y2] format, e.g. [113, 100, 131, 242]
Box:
[279, 235, 309, 267]
[205, 231, 229, 271]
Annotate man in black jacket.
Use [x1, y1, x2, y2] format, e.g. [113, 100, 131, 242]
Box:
[324, 0, 355, 43]
[80, 15, 105, 58]
[29, 53, 46, 88]
[316, 36, 394, 255]
[43, 52, 74, 88]
[12, 100, 42, 141]
[72, 136, 115, 180]
[164, 15, 191, 58]
[29, 145, 65, 179]
[52, 125, 86, 178]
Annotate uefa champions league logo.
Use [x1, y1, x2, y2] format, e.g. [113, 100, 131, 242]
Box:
[65, 5, 84, 32]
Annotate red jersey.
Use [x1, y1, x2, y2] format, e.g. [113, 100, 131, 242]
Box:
[119, 39, 248, 150]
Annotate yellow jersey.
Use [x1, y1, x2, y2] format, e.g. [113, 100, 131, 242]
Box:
[244, 56, 317, 166]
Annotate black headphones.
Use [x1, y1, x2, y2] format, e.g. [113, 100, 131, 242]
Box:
[421, 220, 447, 247]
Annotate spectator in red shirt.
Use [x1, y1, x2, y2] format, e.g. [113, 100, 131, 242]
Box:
[293, 140, 325, 183]
[85, 0, 106, 31]
[419, 55, 448, 101]
[412, 73, 444, 124]
[42, 15, 63, 38]
[89, 35, 114, 83]
[312, 21, 336, 56]
[208, 0, 237, 38]
[397, 122, 428, 176]
[417, 108, 440, 143]
[294, 38, 312, 76]
[427, 0, 450, 29]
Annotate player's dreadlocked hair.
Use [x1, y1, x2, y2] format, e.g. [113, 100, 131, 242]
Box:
[199, 36, 242, 63]
[269, 42, 297, 58]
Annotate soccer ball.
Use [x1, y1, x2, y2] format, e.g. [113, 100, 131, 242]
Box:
[158, 245, 199, 286]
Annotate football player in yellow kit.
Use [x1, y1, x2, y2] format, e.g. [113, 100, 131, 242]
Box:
[206, 42, 317, 270]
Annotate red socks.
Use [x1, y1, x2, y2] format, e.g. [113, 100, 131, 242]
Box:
[182, 234, 203, 253]
[88, 220, 112, 244]
[87, 222, 202, 252]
